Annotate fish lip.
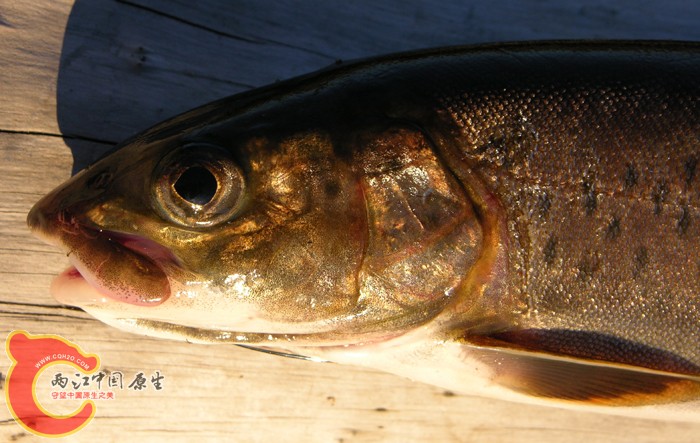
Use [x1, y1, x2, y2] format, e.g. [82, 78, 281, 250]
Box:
[30, 207, 176, 265]
[61, 228, 174, 307]
[97, 230, 181, 266]
[29, 204, 175, 307]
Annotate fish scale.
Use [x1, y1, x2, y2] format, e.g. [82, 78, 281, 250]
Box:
[437, 52, 700, 371]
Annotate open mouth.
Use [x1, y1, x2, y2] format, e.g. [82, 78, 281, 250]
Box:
[56, 229, 173, 307]
[30, 207, 175, 308]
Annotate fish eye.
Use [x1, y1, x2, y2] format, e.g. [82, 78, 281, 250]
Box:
[151, 143, 245, 228]
[174, 166, 218, 205]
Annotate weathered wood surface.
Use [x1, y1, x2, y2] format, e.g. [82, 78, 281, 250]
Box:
[2, 0, 700, 441]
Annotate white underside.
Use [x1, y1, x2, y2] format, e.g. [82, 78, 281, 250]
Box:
[95, 313, 700, 423]
[313, 331, 700, 423]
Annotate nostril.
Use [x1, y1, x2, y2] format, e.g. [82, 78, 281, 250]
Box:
[86, 169, 114, 190]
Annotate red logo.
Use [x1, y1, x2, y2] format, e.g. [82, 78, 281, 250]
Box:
[5, 330, 100, 437]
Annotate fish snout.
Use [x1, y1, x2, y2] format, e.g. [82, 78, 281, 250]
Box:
[26, 200, 49, 234]
[27, 166, 112, 237]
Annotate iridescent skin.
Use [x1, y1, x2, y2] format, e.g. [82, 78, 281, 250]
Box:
[28, 42, 700, 418]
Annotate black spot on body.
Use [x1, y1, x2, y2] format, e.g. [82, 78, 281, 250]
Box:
[375, 407, 388, 412]
[577, 252, 599, 283]
[677, 206, 690, 235]
[543, 236, 557, 266]
[684, 156, 697, 185]
[485, 134, 510, 167]
[633, 246, 649, 278]
[652, 181, 668, 215]
[606, 217, 621, 240]
[536, 192, 551, 218]
[583, 179, 597, 215]
[475, 123, 532, 169]
[624, 164, 638, 188]
[324, 181, 341, 198]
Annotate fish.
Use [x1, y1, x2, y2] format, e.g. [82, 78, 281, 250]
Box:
[27, 41, 700, 421]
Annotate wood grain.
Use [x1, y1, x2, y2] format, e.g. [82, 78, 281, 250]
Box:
[1, 0, 700, 441]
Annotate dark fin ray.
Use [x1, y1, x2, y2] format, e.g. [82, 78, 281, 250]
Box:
[463, 336, 700, 406]
[236, 344, 327, 362]
[490, 328, 700, 375]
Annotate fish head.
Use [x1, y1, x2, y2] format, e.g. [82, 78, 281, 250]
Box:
[28, 79, 487, 348]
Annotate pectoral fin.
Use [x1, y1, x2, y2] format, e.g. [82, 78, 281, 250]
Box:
[463, 331, 700, 406]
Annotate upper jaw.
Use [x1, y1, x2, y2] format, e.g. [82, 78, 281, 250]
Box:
[28, 196, 174, 307]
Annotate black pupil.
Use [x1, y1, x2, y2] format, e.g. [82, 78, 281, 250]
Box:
[174, 166, 218, 205]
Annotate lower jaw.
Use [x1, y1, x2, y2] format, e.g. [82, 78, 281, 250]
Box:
[51, 260, 169, 309]
[51, 266, 111, 306]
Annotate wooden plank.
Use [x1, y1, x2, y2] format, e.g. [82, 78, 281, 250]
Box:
[0, 1, 70, 133]
[2, 0, 700, 442]
[55, 0, 331, 146]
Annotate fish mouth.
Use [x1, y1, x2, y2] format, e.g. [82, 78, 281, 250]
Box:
[28, 206, 174, 307]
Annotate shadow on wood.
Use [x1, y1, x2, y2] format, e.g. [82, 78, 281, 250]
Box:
[56, 0, 700, 172]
